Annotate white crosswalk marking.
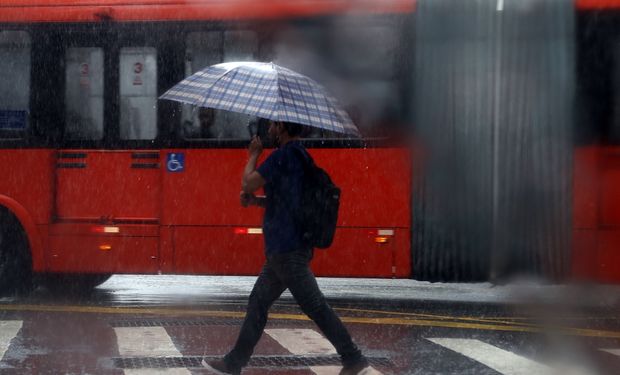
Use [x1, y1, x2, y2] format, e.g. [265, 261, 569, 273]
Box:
[600, 348, 620, 357]
[428, 338, 553, 375]
[114, 327, 190, 375]
[265, 328, 336, 355]
[124, 369, 191, 375]
[266, 328, 382, 375]
[310, 365, 382, 375]
[309, 366, 342, 375]
[266, 328, 341, 375]
[114, 327, 183, 357]
[0, 320, 22, 360]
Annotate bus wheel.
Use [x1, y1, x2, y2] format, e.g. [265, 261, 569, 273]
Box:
[39, 273, 113, 295]
[0, 210, 34, 297]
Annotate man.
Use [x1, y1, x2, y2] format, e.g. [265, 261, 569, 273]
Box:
[206, 120, 369, 375]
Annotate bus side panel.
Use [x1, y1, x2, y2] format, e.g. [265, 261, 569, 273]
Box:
[56, 151, 161, 221]
[312, 148, 411, 229]
[161, 149, 264, 274]
[572, 147, 600, 280]
[163, 147, 411, 277]
[0, 150, 54, 224]
[597, 230, 620, 283]
[161, 149, 263, 226]
[311, 228, 394, 277]
[572, 230, 598, 280]
[392, 228, 412, 278]
[47, 234, 159, 273]
[312, 228, 411, 277]
[172, 226, 264, 275]
[573, 147, 600, 230]
[573, 146, 620, 283]
[595, 149, 620, 282]
[161, 148, 411, 227]
[312, 147, 412, 277]
[600, 150, 620, 227]
[47, 223, 159, 273]
[0, 149, 54, 271]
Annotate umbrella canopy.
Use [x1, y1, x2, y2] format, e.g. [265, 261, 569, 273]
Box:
[160, 61, 360, 137]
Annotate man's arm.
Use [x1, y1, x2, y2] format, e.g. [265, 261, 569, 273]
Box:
[242, 157, 265, 194]
[240, 192, 266, 208]
[242, 136, 266, 194]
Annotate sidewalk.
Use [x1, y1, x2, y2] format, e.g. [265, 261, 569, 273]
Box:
[101, 275, 620, 311]
[315, 277, 620, 311]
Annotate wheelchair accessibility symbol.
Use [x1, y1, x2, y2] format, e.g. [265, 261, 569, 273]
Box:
[166, 153, 185, 172]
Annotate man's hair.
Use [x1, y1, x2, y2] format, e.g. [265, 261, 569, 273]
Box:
[282, 121, 304, 137]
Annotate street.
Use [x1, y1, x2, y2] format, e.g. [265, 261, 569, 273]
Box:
[0, 276, 619, 374]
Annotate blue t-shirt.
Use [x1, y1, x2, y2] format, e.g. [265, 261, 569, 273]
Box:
[257, 140, 306, 254]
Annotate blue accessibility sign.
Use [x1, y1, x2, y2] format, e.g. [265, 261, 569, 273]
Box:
[166, 152, 185, 172]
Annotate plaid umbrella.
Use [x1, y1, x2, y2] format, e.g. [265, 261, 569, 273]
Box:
[160, 61, 360, 137]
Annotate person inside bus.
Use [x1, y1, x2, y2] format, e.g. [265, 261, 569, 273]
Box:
[205, 120, 370, 375]
[197, 107, 216, 138]
[181, 107, 217, 139]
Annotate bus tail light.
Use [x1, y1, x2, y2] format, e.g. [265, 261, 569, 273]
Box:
[234, 227, 263, 235]
[99, 244, 112, 251]
[375, 236, 389, 244]
[91, 226, 120, 234]
[370, 229, 394, 244]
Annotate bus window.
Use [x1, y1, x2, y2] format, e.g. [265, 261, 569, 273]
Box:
[0, 31, 30, 139]
[186, 31, 222, 72]
[273, 20, 403, 138]
[181, 31, 258, 140]
[64, 48, 104, 140]
[328, 22, 402, 136]
[223, 30, 258, 62]
[119, 47, 157, 140]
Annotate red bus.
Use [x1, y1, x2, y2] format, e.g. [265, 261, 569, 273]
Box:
[4, 0, 620, 294]
[0, 0, 414, 294]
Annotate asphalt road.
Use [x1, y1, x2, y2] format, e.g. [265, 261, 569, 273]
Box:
[0, 275, 619, 374]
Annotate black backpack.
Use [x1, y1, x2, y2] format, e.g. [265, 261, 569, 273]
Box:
[294, 147, 341, 249]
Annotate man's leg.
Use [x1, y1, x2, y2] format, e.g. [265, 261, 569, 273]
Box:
[272, 249, 366, 368]
[223, 261, 286, 370]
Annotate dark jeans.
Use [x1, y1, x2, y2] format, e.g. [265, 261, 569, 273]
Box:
[224, 248, 364, 370]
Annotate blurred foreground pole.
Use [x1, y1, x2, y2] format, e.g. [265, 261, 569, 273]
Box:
[413, 0, 574, 281]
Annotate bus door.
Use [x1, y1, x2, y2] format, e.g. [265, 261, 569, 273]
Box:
[160, 30, 266, 275]
[50, 46, 160, 273]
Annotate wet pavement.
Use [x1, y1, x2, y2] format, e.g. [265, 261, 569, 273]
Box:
[0, 275, 620, 374]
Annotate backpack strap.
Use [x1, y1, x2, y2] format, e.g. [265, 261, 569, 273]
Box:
[291, 143, 315, 171]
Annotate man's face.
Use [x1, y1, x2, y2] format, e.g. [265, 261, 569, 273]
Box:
[267, 121, 282, 144]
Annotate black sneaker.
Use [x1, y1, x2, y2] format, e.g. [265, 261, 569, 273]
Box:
[339, 358, 370, 375]
[202, 358, 241, 375]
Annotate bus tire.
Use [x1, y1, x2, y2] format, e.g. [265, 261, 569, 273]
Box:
[0, 209, 34, 297]
[39, 273, 113, 295]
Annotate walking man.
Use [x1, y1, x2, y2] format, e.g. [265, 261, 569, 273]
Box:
[206, 120, 370, 375]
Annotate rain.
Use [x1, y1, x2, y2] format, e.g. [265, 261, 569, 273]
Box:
[0, 0, 619, 374]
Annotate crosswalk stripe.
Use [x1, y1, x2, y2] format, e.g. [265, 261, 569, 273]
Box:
[115, 327, 190, 375]
[310, 366, 383, 375]
[428, 338, 552, 375]
[0, 320, 22, 360]
[266, 329, 382, 375]
[114, 327, 183, 357]
[124, 369, 191, 375]
[309, 366, 343, 375]
[265, 328, 337, 355]
[600, 348, 620, 357]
